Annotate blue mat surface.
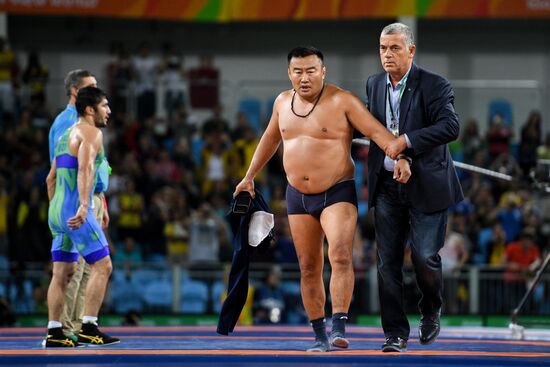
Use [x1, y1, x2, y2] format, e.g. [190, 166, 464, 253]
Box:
[1, 325, 549, 366]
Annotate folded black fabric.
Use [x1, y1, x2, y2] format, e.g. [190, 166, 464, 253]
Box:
[217, 190, 274, 335]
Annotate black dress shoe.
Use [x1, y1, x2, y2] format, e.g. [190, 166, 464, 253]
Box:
[381, 336, 407, 352]
[419, 313, 440, 345]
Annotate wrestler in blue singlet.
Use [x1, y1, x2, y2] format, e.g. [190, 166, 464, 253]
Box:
[48, 126, 109, 264]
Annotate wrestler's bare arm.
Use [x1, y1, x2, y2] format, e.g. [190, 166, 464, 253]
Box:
[245, 101, 283, 180]
[77, 127, 102, 209]
[67, 126, 102, 228]
[343, 92, 402, 159]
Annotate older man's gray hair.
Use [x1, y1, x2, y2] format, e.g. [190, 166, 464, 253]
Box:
[381, 23, 415, 48]
[64, 69, 94, 97]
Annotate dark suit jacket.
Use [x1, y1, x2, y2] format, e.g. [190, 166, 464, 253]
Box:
[366, 63, 464, 213]
[217, 190, 273, 335]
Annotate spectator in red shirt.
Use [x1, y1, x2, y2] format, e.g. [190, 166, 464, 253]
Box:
[504, 227, 541, 283]
[503, 227, 542, 312]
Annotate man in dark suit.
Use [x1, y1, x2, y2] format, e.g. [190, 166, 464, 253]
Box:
[365, 23, 464, 352]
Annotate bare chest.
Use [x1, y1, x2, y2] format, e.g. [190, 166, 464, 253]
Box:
[279, 107, 350, 141]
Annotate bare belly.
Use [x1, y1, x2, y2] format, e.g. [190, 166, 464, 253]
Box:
[283, 138, 354, 194]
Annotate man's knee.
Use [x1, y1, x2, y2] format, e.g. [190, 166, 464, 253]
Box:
[300, 262, 322, 280]
[52, 263, 77, 288]
[91, 256, 113, 278]
[328, 252, 352, 270]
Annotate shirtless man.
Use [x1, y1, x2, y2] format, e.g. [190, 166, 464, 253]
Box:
[234, 46, 410, 352]
[45, 86, 118, 347]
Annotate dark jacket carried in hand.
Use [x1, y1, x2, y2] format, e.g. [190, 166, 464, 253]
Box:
[217, 190, 273, 335]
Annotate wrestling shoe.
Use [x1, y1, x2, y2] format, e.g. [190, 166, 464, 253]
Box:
[78, 323, 120, 346]
[306, 338, 330, 352]
[42, 332, 78, 347]
[381, 336, 407, 352]
[45, 327, 80, 348]
[330, 331, 349, 349]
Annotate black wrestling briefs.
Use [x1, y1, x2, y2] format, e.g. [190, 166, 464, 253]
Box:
[286, 179, 358, 219]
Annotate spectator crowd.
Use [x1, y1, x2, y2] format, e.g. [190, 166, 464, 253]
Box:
[0, 40, 548, 324]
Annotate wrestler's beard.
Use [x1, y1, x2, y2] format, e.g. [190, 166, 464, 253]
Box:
[95, 120, 107, 128]
[94, 113, 108, 128]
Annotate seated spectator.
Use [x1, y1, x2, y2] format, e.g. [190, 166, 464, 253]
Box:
[495, 191, 523, 243]
[117, 177, 145, 241]
[114, 237, 143, 270]
[164, 209, 189, 264]
[504, 227, 542, 311]
[505, 227, 542, 281]
[253, 265, 286, 324]
[487, 222, 508, 267]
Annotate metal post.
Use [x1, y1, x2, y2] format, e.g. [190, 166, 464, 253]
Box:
[468, 266, 479, 314]
[173, 265, 181, 313]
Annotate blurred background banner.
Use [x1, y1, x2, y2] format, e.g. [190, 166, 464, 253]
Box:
[0, 0, 549, 21]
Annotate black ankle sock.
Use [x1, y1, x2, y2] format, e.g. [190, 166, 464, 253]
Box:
[310, 317, 328, 341]
[332, 312, 348, 335]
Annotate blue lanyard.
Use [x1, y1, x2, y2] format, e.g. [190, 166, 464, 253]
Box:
[387, 78, 407, 136]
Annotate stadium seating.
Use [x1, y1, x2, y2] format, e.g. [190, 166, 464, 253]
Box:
[143, 279, 173, 311]
[110, 274, 144, 313]
[180, 279, 209, 314]
[210, 280, 226, 314]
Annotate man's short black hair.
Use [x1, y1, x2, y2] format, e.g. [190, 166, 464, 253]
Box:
[76, 86, 106, 116]
[287, 46, 324, 65]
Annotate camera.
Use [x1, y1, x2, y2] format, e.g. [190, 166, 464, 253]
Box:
[531, 160, 550, 194]
[534, 160, 550, 183]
